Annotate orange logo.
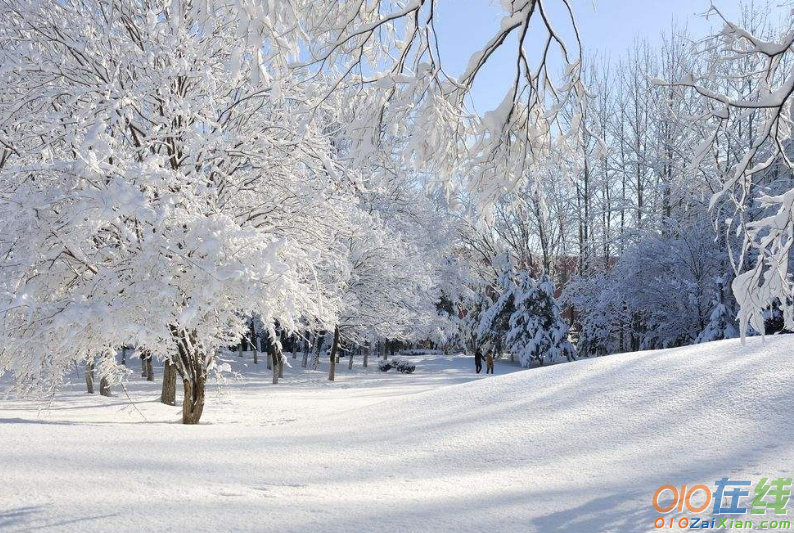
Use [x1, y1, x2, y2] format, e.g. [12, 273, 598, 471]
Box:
[652, 484, 711, 513]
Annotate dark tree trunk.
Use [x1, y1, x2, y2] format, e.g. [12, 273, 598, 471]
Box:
[248, 317, 259, 365]
[274, 328, 285, 380]
[328, 325, 340, 381]
[268, 335, 281, 384]
[301, 334, 310, 368]
[161, 359, 177, 406]
[85, 360, 94, 394]
[363, 343, 369, 368]
[313, 330, 325, 369]
[121, 346, 127, 366]
[170, 326, 209, 425]
[141, 352, 146, 377]
[348, 348, 354, 370]
[182, 376, 205, 425]
[145, 353, 154, 382]
[99, 374, 111, 397]
[251, 318, 258, 364]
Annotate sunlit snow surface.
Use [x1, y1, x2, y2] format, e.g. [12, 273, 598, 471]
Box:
[1, 337, 792, 532]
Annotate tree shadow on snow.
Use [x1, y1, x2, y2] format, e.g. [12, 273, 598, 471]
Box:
[529, 490, 659, 533]
[0, 506, 118, 531]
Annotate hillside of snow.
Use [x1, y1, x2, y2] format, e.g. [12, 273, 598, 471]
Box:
[1, 337, 792, 532]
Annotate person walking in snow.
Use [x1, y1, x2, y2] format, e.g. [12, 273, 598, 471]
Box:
[474, 349, 483, 374]
[485, 351, 494, 374]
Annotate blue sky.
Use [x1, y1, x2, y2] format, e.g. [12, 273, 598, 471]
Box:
[432, 0, 787, 112]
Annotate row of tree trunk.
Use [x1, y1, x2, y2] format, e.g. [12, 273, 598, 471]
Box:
[84, 356, 119, 397]
[85, 328, 400, 424]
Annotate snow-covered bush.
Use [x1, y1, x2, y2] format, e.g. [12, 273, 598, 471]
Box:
[394, 360, 416, 374]
[378, 359, 415, 374]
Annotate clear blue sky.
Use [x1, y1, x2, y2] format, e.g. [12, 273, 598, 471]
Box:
[432, 0, 787, 112]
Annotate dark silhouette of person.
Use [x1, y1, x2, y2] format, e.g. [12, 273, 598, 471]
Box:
[485, 351, 494, 374]
[474, 349, 483, 374]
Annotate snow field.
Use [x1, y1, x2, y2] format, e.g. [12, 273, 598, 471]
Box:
[1, 337, 792, 532]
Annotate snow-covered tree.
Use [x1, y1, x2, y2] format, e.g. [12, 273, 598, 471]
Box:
[327, 209, 436, 380]
[668, 6, 794, 338]
[0, 0, 351, 423]
[475, 253, 517, 354]
[476, 288, 515, 355]
[468, 249, 574, 365]
[563, 213, 729, 355]
[561, 274, 623, 357]
[507, 273, 575, 366]
[696, 277, 739, 344]
[459, 292, 490, 354]
[282, 0, 586, 208]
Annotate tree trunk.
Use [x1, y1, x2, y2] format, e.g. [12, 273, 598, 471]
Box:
[328, 325, 340, 381]
[254, 338, 260, 365]
[161, 360, 177, 406]
[182, 376, 205, 425]
[250, 318, 258, 364]
[363, 344, 369, 368]
[121, 346, 126, 366]
[85, 360, 94, 394]
[278, 356, 284, 378]
[145, 354, 154, 382]
[312, 331, 325, 369]
[347, 349, 354, 370]
[141, 352, 146, 377]
[99, 374, 111, 397]
[270, 341, 280, 384]
[238, 342, 243, 358]
[170, 326, 209, 425]
[291, 336, 298, 359]
[301, 335, 310, 368]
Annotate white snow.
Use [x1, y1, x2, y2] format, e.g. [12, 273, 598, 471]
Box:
[1, 337, 793, 532]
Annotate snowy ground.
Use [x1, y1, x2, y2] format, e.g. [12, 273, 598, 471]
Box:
[1, 337, 793, 532]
